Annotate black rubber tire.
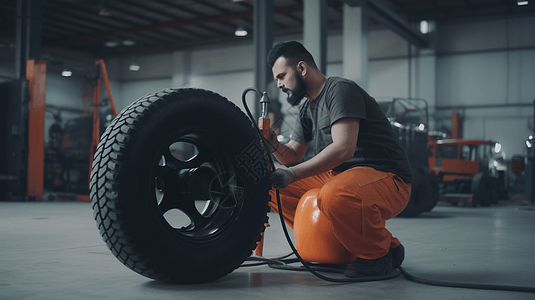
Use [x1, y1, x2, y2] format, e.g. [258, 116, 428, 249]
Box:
[90, 88, 271, 284]
[423, 172, 439, 212]
[397, 167, 430, 218]
[471, 172, 492, 207]
[489, 177, 502, 204]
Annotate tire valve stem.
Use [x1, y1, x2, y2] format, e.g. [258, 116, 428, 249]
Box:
[258, 91, 271, 141]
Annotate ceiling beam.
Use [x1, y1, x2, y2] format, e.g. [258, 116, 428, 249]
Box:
[66, 3, 303, 43]
[155, 0, 238, 31]
[103, 1, 206, 41]
[343, 0, 429, 48]
[42, 1, 185, 44]
[118, 0, 230, 36]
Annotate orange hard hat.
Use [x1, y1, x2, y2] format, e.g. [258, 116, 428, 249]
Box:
[293, 189, 356, 264]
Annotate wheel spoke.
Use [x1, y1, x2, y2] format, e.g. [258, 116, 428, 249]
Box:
[191, 150, 213, 166]
[158, 189, 209, 231]
[211, 173, 245, 208]
[181, 206, 208, 232]
[154, 164, 173, 180]
[158, 190, 180, 213]
[161, 148, 183, 169]
[163, 144, 214, 170]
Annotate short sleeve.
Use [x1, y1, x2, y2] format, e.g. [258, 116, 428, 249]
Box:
[327, 81, 367, 126]
[290, 103, 312, 144]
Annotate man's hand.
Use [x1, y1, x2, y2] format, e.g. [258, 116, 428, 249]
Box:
[269, 165, 298, 189]
[266, 128, 280, 153]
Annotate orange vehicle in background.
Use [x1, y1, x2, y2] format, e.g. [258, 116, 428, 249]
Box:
[428, 138, 505, 207]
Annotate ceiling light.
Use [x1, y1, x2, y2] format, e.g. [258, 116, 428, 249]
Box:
[517, 0, 529, 6]
[122, 39, 136, 46]
[61, 69, 72, 77]
[234, 27, 248, 37]
[99, 8, 111, 17]
[129, 62, 140, 72]
[419, 20, 435, 34]
[420, 20, 429, 34]
[104, 40, 120, 48]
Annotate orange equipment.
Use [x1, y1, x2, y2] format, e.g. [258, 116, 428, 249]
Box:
[450, 109, 463, 139]
[429, 138, 500, 206]
[25, 59, 117, 201]
[429, 139, 496, 181]
[294, 189, 356, 264]
[26, 60, 47, 200]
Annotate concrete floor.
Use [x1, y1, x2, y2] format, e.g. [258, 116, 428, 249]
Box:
[1, 196, 535, 300]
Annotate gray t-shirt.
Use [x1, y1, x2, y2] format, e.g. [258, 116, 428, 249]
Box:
[292, 77, 413, 184]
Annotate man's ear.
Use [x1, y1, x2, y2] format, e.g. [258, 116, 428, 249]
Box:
[297, 61, 306, 76]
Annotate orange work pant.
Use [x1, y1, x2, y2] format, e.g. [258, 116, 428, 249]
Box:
[268, 166, 411, 260]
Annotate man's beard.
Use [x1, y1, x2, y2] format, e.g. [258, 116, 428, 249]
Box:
[282, 73, 307, 106]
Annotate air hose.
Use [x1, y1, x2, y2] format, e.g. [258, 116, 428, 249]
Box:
[240, 88, 535, 292]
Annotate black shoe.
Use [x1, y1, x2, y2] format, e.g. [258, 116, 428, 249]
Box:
[392, 244, 405, 269]
[344, 250, 393, 278]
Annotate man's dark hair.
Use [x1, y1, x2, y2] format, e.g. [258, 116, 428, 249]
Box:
[267, 41, 317, 69]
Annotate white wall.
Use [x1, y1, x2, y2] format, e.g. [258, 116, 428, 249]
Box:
[189, 44, 255, 112]
[189, 71, 254, 112]
[435, 15, 535, 157]
[437, 51, 508, 107]
[119, 78, 173, 111]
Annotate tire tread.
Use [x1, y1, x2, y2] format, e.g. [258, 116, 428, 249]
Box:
[90, 88, 269, 283]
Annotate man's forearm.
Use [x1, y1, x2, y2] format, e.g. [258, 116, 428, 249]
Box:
[291, 142, 352, 181]
[272, 142, 301, 166]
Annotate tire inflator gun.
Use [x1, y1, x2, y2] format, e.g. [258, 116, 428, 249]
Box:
[258, 91, 271, 141]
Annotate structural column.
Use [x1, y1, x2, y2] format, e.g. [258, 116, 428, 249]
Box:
[254, 0, 273, 117]
[413, 48, 436, 130]
[172, 50, 191, 88]
[343, 3, 369, 89]
[26, 60, 46, 200]
[14, 0, 43, 199]
[304, 0, 327, 73]
[15, 0, 43, 80]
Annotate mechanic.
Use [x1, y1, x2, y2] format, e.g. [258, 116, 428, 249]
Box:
[266, 41, 413, 278]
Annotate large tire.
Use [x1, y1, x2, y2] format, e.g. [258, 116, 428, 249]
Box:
[90, 88, 271, 284]
[490, 176, 503, 204]
[471, 172, 495, 207]
[423, 172, 439, 212]
[397, 167, 430, 218]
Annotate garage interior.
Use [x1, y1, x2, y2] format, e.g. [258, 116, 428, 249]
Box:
[1, 0, 535, 299]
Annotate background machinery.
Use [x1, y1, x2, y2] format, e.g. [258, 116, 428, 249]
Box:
[0, 58, 116, 201]
[428, 138, 506, 207]
[379, 97, 439, 217]
[379, 97, 506, 215]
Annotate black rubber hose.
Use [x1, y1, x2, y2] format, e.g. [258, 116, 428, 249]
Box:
[398, 266, 535, 293]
